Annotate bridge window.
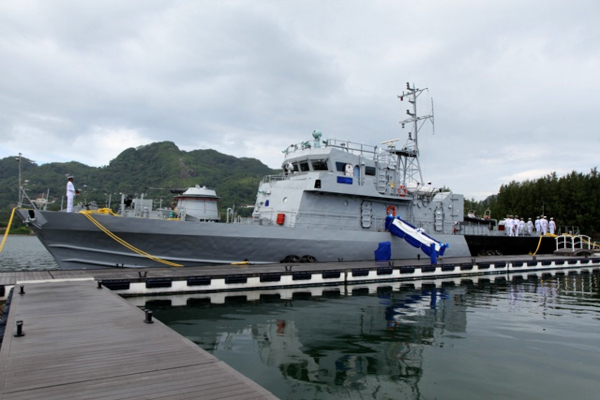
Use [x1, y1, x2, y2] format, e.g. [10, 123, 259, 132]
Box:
[299, 161, 310, 172]
[311, 159, 328, 171]
[365, 166, 376, 176]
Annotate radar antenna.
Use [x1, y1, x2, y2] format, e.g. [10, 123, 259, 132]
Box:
[397, 82, 434, 187]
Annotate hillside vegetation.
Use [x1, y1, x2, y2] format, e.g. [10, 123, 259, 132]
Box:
[0, 142, 278, 227]
[465, 168, 600, 238]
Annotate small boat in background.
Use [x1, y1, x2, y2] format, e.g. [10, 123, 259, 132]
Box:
[461, 210, 557, 256]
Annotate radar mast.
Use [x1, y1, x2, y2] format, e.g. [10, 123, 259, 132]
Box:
[397, 83, 434, 188]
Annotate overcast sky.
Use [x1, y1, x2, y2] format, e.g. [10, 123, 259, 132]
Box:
[1, 1, 599, 200]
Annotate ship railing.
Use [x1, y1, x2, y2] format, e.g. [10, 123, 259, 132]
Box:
[303, 212, 455, 233]
[226, 215, 256, 225]
[324, 139, 379, 156]
[260, 174, 288, 184]
[294, 210, 366, 229]
[556, 234, 596, 252]
[249, 209, 455, 235]
[294, 211, 387, 230]
[282, 138, 380, 157]
[253, 209, 389, 231]
[460, 223, 497, 236]
[558, 226, 580, 236]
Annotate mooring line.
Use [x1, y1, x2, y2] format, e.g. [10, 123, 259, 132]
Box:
[81, 211, 183, 267]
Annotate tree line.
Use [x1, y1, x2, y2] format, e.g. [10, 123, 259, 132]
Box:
[466, 168, 600, 238]
[0, 141, 278, 230]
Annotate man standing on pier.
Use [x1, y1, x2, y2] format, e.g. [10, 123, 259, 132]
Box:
[66, 175, 76, 212]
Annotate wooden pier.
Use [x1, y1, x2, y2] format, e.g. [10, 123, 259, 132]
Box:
[1, 255, 599, 398]
[0, 279, 277, 399]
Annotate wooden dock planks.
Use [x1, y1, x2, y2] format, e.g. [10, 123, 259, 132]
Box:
[0, 280, 277, 399]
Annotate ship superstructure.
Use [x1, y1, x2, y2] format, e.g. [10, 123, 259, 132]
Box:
[253, 83, 462, 237]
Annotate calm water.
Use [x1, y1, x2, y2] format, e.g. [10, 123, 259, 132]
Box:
[0, 235, 59, 271]
[3, 237, 600, 399]
[143, 272, 600, 400]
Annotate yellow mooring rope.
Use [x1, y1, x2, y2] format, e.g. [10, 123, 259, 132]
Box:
[80, 210, 183, 267]
[532, 233, 558, 255]
[95, 207, 120, 216]
[0, 207, 17, 254]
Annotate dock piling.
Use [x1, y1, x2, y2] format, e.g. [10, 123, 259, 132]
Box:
[144, 309, 154, 324]
[14, 320, 24, 337]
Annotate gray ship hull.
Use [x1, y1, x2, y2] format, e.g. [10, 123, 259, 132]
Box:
[18, 209, 472, 270]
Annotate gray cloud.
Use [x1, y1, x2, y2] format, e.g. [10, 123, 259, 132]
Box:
[1, 0, 599, 200]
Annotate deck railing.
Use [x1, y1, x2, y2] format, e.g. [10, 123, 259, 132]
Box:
[556, 235, 597, 252]
[239, 209, 454, 235]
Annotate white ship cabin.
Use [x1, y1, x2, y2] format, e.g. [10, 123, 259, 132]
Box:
[174, 185, 220, 222]
[252, 131, 463, 234]
[119, 185, 220, 221]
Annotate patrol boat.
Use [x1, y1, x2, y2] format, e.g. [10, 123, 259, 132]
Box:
[17, 84, 473, 270]
[461, 212, 558, 256]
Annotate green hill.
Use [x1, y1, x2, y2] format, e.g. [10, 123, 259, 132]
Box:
[0, 142, 279, 225]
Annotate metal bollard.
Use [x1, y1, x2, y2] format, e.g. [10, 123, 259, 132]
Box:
[19, 285, 25, 295]
[144, 310, 154, 324]
[97, 281, 103, 289]
[14, 320, 25, 337]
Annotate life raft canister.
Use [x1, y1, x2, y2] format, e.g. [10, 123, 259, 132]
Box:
[386, 205, 397, 216]
[276, 213, 285, 225]
[397, 185, 407, 197]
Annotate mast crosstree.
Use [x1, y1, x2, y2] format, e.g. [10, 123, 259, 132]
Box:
[396, 83, 434, 188]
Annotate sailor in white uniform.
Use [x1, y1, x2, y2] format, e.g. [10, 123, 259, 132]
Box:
[549, 217, 556, 235]
[514, 215, 520, 236]
[526, 218, 534, 235]
[518, 218, 525, 236]
[535, 216, 541, 234]
[66, 175, 76, 213]
[541, 216, 549, 235]
[505, 215, 513, 236]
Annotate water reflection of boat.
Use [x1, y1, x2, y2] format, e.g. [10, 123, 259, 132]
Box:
[135, 269, 599, 400]
[138, 283, 468, 399]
